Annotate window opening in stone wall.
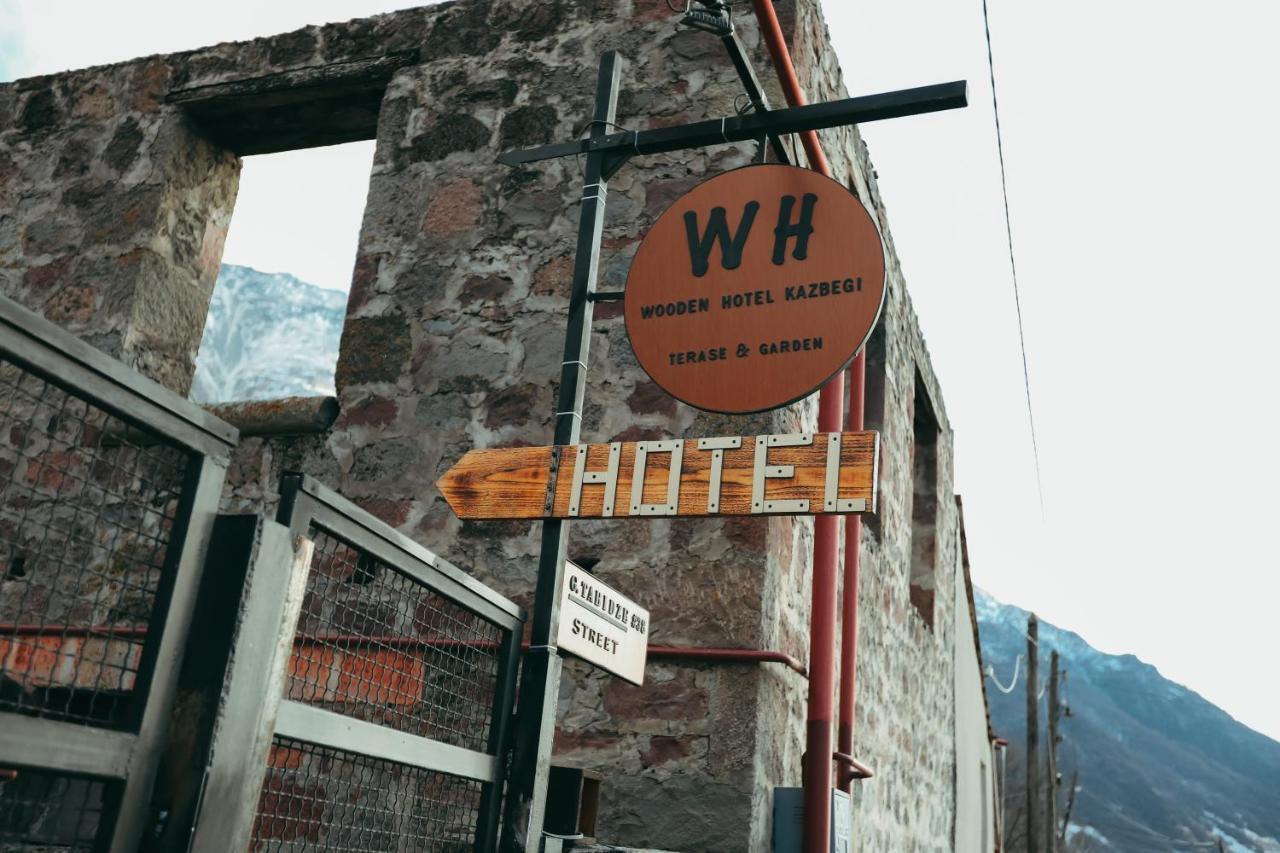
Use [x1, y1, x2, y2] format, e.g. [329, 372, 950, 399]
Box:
[190, 141, 375, 404]
[858, 321, 887, 541]
[909, 369, 940, 629]
[862, 321, 887, 434]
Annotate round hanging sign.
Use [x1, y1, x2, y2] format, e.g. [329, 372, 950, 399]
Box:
[623, 163, 886, 414]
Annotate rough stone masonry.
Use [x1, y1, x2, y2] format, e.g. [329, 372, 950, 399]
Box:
[0, 1, 972, 849]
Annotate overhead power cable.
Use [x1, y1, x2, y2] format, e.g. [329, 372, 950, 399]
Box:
[981, 0, 1046, 519]
[985, 654, 1022, 693]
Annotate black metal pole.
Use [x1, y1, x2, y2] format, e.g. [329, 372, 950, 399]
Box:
[718, 29, 790, 164]
[1026, 614, 1041, 853]
[500, 50, 623, 853]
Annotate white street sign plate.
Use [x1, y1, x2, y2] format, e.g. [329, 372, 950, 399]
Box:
[556, 561, 650, 685]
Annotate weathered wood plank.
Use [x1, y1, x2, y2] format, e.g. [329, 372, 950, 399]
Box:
[436, 445, 555, 520]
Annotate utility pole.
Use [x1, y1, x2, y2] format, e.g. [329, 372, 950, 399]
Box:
[1044, 650, 1054, 850]
[1060, 770, 1078, 849]
[1025, 614, 1040, 853]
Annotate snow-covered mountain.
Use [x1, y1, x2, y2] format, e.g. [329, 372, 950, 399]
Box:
[977, 590, 1280, 852]
[190, 264, 347, 403]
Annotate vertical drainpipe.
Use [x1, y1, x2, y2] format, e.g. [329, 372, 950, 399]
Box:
[748, 2, 862, 851]
[839, 358, 866, 794]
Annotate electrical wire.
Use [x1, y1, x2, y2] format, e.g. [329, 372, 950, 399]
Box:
[981, 0, 1046, 519]
[985, 654, 1022, 693]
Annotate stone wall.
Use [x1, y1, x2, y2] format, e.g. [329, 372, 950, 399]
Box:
[0, 2, 975, 850]
[0, 57, 238, 394]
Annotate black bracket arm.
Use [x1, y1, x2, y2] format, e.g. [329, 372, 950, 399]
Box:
[677, 0, 790, 164]
[719, 29, 791, 164]
[498, 80, 968, 168]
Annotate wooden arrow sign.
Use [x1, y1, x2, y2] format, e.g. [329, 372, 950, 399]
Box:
[436, 431, 878, 521]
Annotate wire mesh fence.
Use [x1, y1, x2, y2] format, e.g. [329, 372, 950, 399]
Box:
[224, 485, 521, 853]
[0, 766, 109, 851]
[0, 356, 190, 728]
[249, 736, 484, 852]
[0, 294, 235, 853]
[145, 468, 523, 852]
[286, 528, 505, 754]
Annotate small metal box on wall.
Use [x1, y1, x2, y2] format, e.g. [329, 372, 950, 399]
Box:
[773, 787, 851, 853]
[545, 763, 603, 843]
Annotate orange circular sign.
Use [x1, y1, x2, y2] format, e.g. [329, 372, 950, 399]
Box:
[624, 164, 886, 414]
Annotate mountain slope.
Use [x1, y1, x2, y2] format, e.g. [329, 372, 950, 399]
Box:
[191, 264, 346, 403]
[977, 591, 1280, 851]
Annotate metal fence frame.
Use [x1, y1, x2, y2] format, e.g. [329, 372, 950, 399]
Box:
[0, 295, 237, 851]
[187, 474, 525, 852]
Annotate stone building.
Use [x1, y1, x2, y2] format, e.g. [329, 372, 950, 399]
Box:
[0, 0, 997, 850]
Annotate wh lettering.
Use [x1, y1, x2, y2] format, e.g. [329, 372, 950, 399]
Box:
[683, 193, 819, 277]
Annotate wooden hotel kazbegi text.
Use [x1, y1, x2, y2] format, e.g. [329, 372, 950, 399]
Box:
[623, 164, 886, 414]
[436, 431, 879, 521]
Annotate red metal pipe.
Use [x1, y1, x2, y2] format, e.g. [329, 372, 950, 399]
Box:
[838, 354, 867, 793]
[750, 0, 832, 177]
[833, 751, 875, 784]
[749, 3, 848, 850]
[0, 627, 489, 648]
[0, 624, 148, 638]
[647, 645, 807, 677]
[0, 626, 808, 677]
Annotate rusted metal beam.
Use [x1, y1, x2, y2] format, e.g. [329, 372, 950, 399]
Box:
[647, 645, 807, 677]
[833, 751, 874, 785]
[202, 395, 338, 436]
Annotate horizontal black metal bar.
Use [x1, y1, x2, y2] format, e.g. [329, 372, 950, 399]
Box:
[498, 80, 967, 167]
[588, 291, 625, 302]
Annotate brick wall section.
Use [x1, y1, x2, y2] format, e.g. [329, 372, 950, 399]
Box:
[0, 2, 966, 850]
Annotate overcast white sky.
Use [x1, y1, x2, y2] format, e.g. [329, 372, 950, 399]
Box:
[3, 0, 1277, 741]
